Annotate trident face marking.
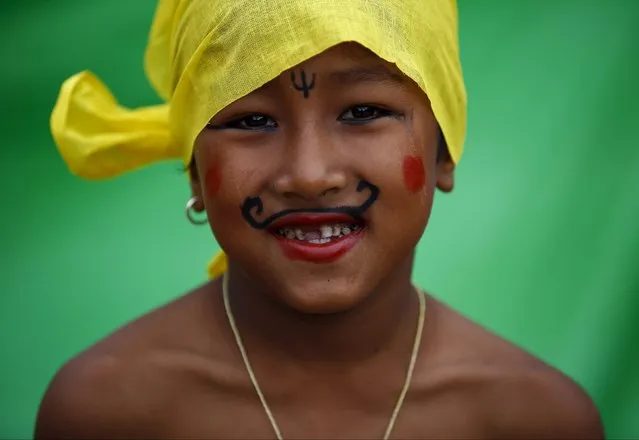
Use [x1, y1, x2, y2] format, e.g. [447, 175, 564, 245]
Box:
[290, 70, 316, 99]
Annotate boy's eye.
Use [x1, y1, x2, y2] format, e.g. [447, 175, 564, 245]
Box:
[240, 114, 276, 128]
[339, 105, 397, 123]
[209, 114, 278, 130]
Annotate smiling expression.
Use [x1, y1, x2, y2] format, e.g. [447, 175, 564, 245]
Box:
[191, 43, 454, 313]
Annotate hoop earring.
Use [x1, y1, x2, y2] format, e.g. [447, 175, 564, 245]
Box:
[186, 197, 208, 225]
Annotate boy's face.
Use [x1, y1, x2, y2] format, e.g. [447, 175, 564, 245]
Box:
[192, 43, 454, 313]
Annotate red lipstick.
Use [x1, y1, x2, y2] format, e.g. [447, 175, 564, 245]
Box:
[268, 213, 365, 263]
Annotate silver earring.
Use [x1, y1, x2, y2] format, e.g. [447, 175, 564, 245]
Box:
[185, 197, 208, 225]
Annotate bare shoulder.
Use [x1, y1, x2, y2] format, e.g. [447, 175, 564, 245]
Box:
[421, 296, 605, 439]
[34, 348, 163, 439]
[35, 282, 233, 439]
[482, 364, 605, 439]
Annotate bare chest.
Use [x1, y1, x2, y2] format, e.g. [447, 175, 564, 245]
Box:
[146, 382, 487, 439]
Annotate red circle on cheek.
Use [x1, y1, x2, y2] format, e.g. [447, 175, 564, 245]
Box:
[402, 156, 426, 193]
[204, 164, 222, 197]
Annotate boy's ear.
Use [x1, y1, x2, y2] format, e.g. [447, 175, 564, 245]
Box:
[436, 155, 455, 193]
[189, 160, 205, 212]
[434, 130, 454, 193]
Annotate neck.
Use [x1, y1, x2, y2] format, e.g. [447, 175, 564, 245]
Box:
[222, 257, 418, 367]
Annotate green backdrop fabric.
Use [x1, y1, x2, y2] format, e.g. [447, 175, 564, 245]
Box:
[1, 0, 638, 438]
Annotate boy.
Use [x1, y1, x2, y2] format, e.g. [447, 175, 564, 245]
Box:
[36, 0, 604, 438]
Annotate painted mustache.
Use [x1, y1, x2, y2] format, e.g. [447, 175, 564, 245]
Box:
[240, 180, 380, 230]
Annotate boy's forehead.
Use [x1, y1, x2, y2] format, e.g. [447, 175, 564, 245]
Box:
[255, 43, 407, 92]
[291, 43, 395, 73]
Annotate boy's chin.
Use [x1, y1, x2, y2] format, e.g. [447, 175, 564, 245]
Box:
[270, 277, 373, 315]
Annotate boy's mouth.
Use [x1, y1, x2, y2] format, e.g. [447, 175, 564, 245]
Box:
[267, 213, 366, 263]
[274, 222, 362, 244]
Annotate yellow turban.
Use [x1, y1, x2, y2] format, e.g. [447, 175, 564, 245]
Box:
[50, 0, 467, 280]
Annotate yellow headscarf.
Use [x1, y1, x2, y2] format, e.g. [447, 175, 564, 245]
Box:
[50, 0, 467, 280]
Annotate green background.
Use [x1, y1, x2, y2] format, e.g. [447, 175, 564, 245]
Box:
[1, 0, 638, 438]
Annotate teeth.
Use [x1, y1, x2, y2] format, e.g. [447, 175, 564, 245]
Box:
[308, 238, 331, 244]
[278, 223, 362, 242]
